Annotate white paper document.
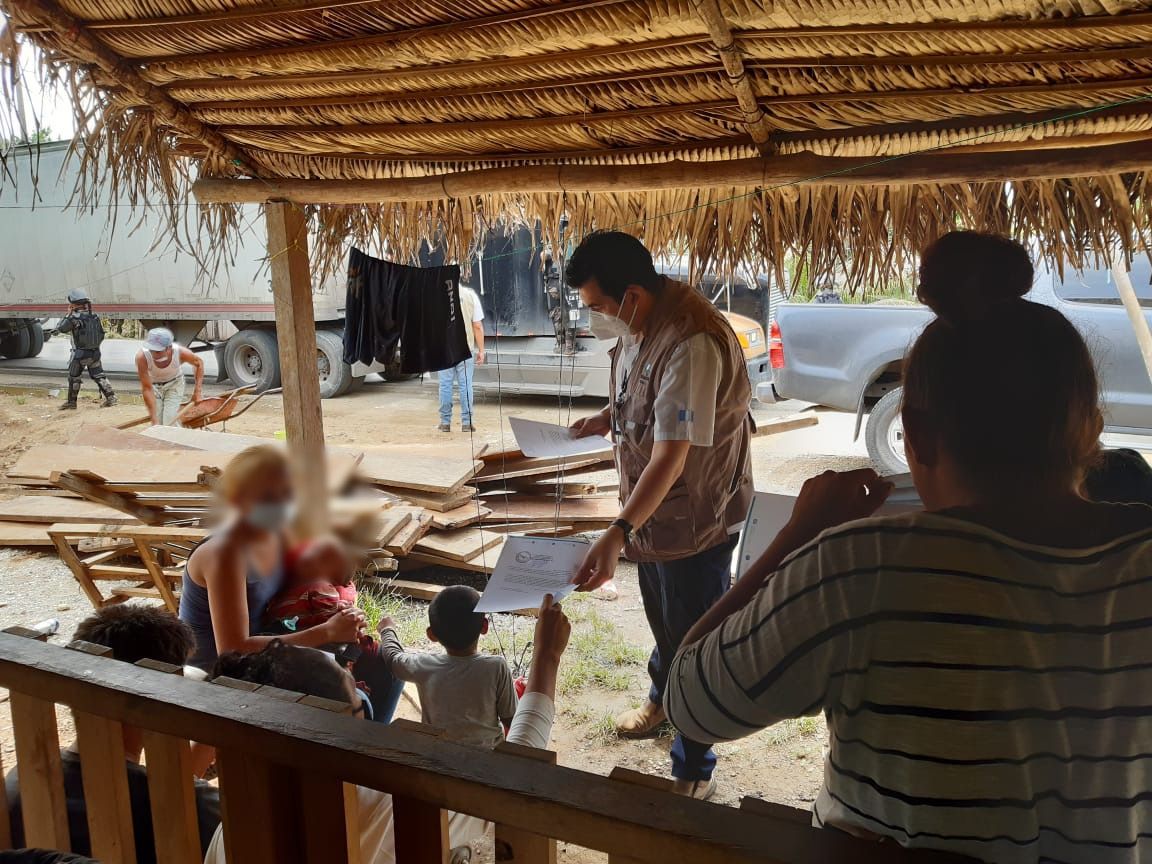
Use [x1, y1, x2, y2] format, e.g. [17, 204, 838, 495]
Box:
[509, 417, 613, 459]
[735, 477, 922, 579]
[475, 535, 589, 612]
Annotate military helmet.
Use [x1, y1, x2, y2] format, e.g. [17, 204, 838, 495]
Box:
[66, 288, 91, 304]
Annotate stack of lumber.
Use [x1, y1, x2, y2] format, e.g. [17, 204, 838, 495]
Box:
[0, 424, 620, 606]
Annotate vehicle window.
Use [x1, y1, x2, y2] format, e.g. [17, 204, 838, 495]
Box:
[1056, 254, 1152, 308]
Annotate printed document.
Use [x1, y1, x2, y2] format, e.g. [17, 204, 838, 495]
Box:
[475, 535, 589, 612]
[509, 417, 613, 459]
[735, 476, 921, 579]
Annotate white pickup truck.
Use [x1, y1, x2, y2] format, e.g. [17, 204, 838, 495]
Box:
[771, 257, 1152, 473]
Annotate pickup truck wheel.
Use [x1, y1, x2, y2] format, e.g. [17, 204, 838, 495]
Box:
[865, 388, 909, 474]
[224, 329, 282, 392]
[315, 329, 353, 399]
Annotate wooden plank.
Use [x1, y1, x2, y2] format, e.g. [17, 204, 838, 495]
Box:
[46, 523, 210, 542]
[74, 710, 138, 864]
[142, 730, 202, 864]
[392, 794, 449, 864]
[135, 537, 178, 613]
[357, 445, 482, 495]
[0, 634, 971, 864]
[0, 521, 65, 547]
[0, 495, 141, 525]
[429, 501, 491, 530]
[297, 772, 353, 864]
[738, 795, 812, 825]
[88, 563, 182, 581]
[51, 471, 169, 525]
[267, 201, 329, 536]
[480, 496, 619, 525]
[494, 742, 557, 864]
[373, 507, 414, 547]
[383, 509, 434, 556]
[406, 535, 507, 574]
[71, 424, 197, 451]
[13, 446, 229, 484]
[217, 749, 308, 864]
[475, 452, 612, 482]
[375, 485, 478, 512]
[750, 413, 819, 438]
[378, 577, 445, 602]
[414, 527, 502, 562]
[10, 692, 70, 851]
[0, 745, 11, 848]
[606, 768, 676, 864]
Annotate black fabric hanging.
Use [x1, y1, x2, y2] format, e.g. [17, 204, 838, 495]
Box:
[342, 248, 469, 374]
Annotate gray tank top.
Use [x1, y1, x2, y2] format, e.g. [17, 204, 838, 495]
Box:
[179, 549, 284, 671]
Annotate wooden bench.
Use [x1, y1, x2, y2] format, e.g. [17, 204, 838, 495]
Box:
[46, 524, 208, 613]
[0, 630, 970, 864]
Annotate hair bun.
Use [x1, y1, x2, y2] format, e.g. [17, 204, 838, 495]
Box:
[918, 231, 1033, 324]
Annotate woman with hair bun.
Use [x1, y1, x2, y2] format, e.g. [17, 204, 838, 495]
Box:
[665, 232, 1152, 863]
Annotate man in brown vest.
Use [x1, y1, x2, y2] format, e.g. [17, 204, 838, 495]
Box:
[567, 231, 753, 799]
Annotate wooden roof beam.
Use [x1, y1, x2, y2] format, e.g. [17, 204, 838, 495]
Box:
[690, 0, 772, 151]
[193, 139, 1152, 204]
[6, 0, 253, 172]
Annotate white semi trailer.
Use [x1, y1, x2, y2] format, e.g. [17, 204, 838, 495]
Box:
[0, 140, 362, 397]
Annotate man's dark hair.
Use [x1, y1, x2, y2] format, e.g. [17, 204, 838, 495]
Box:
[428, 585, 485, 651]
[73, 605, 194, 667]
[564, 231, 661, 301]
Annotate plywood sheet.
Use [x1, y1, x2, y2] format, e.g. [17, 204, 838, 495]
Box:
[72, 425, 197, 452]
[140, 426, 274, 452]
[0, 496, 140, 525]
[474, 454, 612, 483]
[414, 527, 502, 562]
[357, 446, 483, 495]
[0, 521, 60, 547]
[374, 486, 477, 512]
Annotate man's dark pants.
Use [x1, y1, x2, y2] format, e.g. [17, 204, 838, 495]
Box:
[638, 533, 737, 781]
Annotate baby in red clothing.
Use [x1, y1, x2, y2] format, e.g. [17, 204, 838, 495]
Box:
[265, 537, 359, 633]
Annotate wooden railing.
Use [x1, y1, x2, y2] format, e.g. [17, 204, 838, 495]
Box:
[0, 631, 970, 864]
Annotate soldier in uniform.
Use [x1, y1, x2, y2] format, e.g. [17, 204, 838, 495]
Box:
[57, 289, 117, 410]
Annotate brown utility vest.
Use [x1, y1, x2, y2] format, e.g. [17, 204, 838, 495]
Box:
[609, 279, 754, 562]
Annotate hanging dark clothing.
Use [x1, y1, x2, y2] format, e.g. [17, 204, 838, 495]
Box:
[342, 249, 470, 374]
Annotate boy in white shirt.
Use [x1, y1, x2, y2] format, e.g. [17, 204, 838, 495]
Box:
[378, 585, 517, 748]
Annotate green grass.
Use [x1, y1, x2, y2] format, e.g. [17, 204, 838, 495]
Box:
[555, 593, 647, 697]
[356, 584, 428, 647]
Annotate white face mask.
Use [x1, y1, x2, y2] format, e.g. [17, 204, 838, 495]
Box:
[247, 501, 294, 532]
[588, 293, 639, 342]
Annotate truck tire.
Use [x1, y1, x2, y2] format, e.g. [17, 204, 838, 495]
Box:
[865, 387, 909, 475]
[224, 328, 282, 392]
[25, 321, 45, 358]
[315, 329, 353, 399]
[0, 325, 31, 359]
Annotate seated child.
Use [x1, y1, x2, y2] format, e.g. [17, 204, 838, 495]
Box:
[265, 535, 403, 723]
[378, 585, 517, 748]
[266, 536, 358, 633]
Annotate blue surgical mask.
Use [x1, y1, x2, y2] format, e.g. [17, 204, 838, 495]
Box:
[246, 501, 294, 532]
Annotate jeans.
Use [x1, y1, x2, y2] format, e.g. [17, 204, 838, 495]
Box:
[438, 356, 475, 426]
[638, 534, 738, 781]
[153, 375, 186, 426]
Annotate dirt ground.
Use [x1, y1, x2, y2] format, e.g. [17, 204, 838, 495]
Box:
[0, 377, 870, 860]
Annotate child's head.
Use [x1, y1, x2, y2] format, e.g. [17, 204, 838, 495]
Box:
[427, 585, 487, 653]
[292, 536, 353, 586]
[74, 604, 194, 666]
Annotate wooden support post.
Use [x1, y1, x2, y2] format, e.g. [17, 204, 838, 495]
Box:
[265, 200, 328, 537]
[0, 746, 10, 849]
[217, 750, 306, 864]
[10, 692, 69, 851]
[1112, 263, 1152, 387]
[142, 731, 202, 864]
[494, 742, 558, 864]
[391, 719, 449, 864]
[74, 711, 138, 864]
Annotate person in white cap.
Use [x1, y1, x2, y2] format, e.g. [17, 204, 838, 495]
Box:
[135, 328, 204, 426]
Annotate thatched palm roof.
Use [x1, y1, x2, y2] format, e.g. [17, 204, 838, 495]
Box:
[3, 0, 1152, 283]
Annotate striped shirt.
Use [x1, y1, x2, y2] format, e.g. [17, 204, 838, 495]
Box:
[665, 510, 1152, 864]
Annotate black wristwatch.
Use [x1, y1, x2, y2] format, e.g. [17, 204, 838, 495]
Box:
[610, 518, 634, 542]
